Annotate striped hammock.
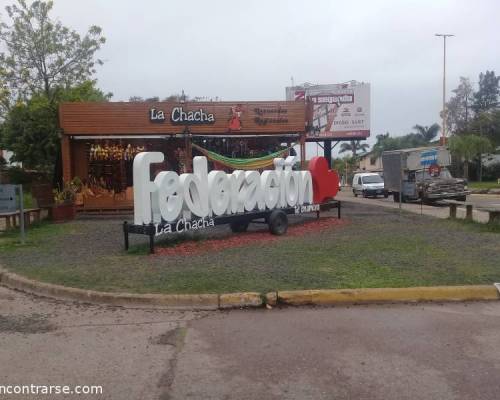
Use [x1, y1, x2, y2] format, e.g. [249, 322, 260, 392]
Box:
[192, 143, 294, 170]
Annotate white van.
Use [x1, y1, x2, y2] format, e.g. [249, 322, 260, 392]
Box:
[352, 172, 388, 198]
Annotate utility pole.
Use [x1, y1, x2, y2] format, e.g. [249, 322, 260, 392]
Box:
[435, 33, 454, 145]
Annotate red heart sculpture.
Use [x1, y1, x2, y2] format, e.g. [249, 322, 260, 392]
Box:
[309, 156, 339, 203]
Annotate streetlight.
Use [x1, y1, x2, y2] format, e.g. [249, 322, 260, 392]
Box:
[435, 33, 454, 145]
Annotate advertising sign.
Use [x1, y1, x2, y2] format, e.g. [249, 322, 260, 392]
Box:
[132, 153, 339, 233]
[0, 184, 17, 213]
[419, 149, 438, 167]
[133, 153, 314, 226]
[59, 101, 306, 136]
[286, 82, 370, 141]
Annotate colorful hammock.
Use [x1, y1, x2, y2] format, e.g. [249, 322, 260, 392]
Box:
[192, 143, 294, 170]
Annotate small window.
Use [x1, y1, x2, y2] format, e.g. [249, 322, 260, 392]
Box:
[357, 177, 362, 184]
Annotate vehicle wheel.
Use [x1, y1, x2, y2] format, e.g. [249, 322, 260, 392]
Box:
[353, 189, 358, 197]
[230, 220, 249, 233]
[268, 210, 288, 235]
[393, 192, 400, 202]
[457, 196, 466, 202]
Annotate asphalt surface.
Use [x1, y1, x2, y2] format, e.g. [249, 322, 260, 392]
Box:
[337, 190, 500, 222]
[2, 287, 500, 399]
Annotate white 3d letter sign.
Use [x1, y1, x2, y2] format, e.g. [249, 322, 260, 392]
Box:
[133, 152, 313, 225]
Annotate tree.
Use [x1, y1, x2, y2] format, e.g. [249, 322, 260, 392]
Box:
[371, 132, 429, 159]
[163, 92, 188, 102]
[0, 0, 106, 105]
[468, 110, 500, 147]
[445, 77, 474, 135]
[412, 123, 440, 142]
[472, 70, 499, 114]
[448, 134, 493, 179]
[128, 96, 144, 102]
[332, 155, 358, 184]
[339, 140, 369, 157]
[1, 81, 110, 172]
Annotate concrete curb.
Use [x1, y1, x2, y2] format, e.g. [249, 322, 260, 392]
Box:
[274, 286, 500, 306]
[470, 189, 500, 195]
[1, 267, 498, 310]
[0, 267, 260, 310]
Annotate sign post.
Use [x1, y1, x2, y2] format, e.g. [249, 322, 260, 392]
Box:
[18, 185, 26, 244]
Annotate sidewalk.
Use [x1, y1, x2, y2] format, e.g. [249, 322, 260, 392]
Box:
[336, 191, 491, 223]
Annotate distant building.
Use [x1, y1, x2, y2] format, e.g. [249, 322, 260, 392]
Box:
[0, 149, 21, 167]
[357, 151, 382, 172]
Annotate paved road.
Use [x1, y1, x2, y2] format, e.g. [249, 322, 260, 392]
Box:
[2, 287, 500, 399]
[337, 189, 500, 222]
[0, 287, 202, 400]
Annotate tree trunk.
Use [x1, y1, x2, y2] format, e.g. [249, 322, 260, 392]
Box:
[464, 160, 469, 180]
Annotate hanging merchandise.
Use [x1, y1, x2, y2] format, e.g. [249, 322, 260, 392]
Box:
[89, 143, 145, 162]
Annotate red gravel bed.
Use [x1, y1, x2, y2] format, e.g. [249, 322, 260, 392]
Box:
[154, 217, 349, 256]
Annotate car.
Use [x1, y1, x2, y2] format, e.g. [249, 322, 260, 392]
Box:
[352, 172, 388, 198]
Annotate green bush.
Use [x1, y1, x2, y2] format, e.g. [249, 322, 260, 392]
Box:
[0, 166, 49, 186]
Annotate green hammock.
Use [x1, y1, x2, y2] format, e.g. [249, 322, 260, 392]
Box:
[192, 143, 294, 170]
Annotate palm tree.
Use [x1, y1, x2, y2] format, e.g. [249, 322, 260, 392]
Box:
[448, 134, 492, 179]
[413, 123, 441, 142]
[339, 140, 370, 157]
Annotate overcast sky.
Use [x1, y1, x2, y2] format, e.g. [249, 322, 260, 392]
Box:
[2, 0, 499, 156]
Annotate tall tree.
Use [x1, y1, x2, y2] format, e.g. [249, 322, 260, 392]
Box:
[448, 134, 493, 179]
[0, 0, 106, 105]
[472, 70, 499, 114]
[445, 77, 474, 135]
[339, 140, 369, 157]
[371, 132, 429, 159]
[412, 123, 440, 142]
[468, 109, 500, 147]
[1, 81, 111, 172]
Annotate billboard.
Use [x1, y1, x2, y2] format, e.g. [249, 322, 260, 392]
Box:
[286, 82, 370, 141]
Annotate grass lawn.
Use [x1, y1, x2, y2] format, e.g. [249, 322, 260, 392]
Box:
[469, 181, 500, 190]
[1, 202, 499, 294]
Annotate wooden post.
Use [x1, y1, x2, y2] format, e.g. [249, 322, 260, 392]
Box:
[490, 211, 500, 224]
[300, 134, 306, 169]
[123, 221, 129, 251]
[61, 135, 72, 183]
[184, 129, 192, 173]
[466, 205, 473, 221]
[449, 204, 457, 219]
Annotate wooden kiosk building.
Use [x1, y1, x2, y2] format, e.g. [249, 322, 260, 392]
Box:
[59, 101, 307, 212]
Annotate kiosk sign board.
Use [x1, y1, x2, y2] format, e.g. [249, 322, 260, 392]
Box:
[125, 153, 340, 253]
[286, 82, 370, 140]
[0, 184, 17, 213]
[133, 153, 315, 227]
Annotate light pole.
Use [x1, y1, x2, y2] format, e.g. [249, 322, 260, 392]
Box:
[435, 33, 454, 145]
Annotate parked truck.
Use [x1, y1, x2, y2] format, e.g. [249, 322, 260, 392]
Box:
[382, 146, 470, 203]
